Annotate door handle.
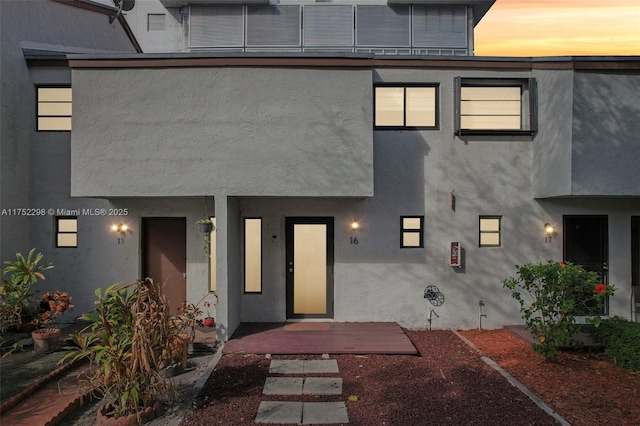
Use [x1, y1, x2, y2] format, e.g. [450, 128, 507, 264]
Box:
[182, 273, 187, 278]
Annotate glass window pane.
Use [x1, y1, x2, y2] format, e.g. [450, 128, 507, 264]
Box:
[293, 224, 327, 314]
[244, 218, 261, 292]
[461, 87, 520, 101]
[403, 217, 422, 230]
[375, 87, 404, 126]
[403, 232, 421, 247]
[209, 218, 216, 292]
[480, 218, 500, 232]
[480, 233, 500, 246]
[57, 233, 77, 247]
[461, 100, 520, 115]
[38, 102, 73, 116]
[406, 87, 436, 126]
[38, 88, 72, 102]
[58, 219, 77, 233]
[38, 117, 72, 131]
[461, 115, 521, 130]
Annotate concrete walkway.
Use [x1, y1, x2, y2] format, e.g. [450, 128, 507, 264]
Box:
[256, 358, 349, 424]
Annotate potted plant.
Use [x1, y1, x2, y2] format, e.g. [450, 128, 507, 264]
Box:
[31, 290, 74, 354]
[201, 294, 218, 328]
[1, 249, 53, 334]
[62, 279, 179, 425]
[195, 219, 215, 256]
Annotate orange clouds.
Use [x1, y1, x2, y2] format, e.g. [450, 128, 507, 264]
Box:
[474, 0, 640, 56]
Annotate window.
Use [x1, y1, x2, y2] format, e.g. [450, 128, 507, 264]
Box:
[56, 216, 77, 248]
[209, 217, 217, 292]
[147, 14, 165, 31]
[37, 87, 72, 131]
[375, 85, 438, 129]
[479, 216, 501, 247]
[455, 78, 537, 135]
[401, 216, 424, 248]
[244, 218, 262, 293]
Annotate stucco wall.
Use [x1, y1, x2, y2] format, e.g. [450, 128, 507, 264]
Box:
[71, 67, 373, 198]
[571, 72, 640, 196]
[0, 0, 136, 262]
[532, 69, 574, 198]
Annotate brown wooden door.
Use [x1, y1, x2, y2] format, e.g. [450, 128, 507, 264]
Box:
[142, 218, 187, 313]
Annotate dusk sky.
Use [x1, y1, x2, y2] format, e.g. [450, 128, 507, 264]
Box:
[474, 0, 640, 57]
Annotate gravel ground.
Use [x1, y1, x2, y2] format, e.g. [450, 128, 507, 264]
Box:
[181, 330, 557, 426]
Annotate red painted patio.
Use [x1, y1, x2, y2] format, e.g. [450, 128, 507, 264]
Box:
[222, 322, 418, 355]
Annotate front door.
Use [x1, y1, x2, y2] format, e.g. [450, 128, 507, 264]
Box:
[563, 215, 608, 314]
[142, 218, 187, 313]
[285, 217, 334, 319]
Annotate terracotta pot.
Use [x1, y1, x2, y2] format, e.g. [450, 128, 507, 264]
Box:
[96, 401, 159, 426]
[202, 317, 215, 328]
[31, 328, 61, 354]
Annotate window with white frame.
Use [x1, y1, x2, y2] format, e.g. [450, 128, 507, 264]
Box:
[455, 78, 536, 135]
[37, 87, 72, 131]
[375, 85, 438, 129]
[479, 216, 501, 247]
[56, 216, 77, 248]
[401, 216, 424, 248]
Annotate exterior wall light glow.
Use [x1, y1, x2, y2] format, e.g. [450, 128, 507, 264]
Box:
[544, 223, 555, 235]
[351, 220, 360, 231]
[112, 223, 128, 234]
[544, 223, 555, 243]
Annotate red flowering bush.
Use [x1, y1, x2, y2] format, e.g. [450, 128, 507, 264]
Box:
[503, 260, 615, 360]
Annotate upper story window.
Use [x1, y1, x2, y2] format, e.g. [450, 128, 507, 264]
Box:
[455, 78, 537, 136]
[375, 85, 438, 129]
[401, 216, 424, 248]
[37, 87, 72, 131]
[56, 216, 78, 248]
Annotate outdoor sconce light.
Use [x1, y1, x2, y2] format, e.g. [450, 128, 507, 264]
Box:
[544, 223, 555, 243]
[111, 223, 128, 234]
[350, 220, 360, 231]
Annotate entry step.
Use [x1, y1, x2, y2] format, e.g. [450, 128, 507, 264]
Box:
[269, 359, 339, 374]
[263, 377, 342, 395]
[255, 401, 349, 424]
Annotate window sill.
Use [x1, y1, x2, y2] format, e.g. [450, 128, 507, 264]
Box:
[456, 129, 536, 137]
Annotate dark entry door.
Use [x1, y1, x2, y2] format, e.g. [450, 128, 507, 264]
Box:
[563, 215, 608, 313]
[285, 217, 334, 319]
[142, 218, 187, 313]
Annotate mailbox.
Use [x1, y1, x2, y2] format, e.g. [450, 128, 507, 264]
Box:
[450, 242, 461, 267]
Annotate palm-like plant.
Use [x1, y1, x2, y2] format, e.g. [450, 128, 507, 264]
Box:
[62, 279, 180, 420]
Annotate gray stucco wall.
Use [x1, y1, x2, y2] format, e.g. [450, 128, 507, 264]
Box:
[71, 67, 374, 198]
[532, 69, 574, 198]
[0, 0, 136, 262]
[571, 72, 640, 196]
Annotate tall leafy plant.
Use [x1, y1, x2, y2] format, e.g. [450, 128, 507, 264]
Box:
[1, 249, 53, 332]
[503, 260, 613, 360]
[62, 279, 180, 419]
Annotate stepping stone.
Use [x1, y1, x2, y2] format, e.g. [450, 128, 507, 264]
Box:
[255, 401, 302, 424]
[269, 360, 304, 374]
[263, 377, 303, 395]
[302, 377, 342, 395]
[302, 402, 349, 424]
[303, 360, 339, 374]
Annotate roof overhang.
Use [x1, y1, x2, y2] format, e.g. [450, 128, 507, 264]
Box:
[386, 0, 495, 26]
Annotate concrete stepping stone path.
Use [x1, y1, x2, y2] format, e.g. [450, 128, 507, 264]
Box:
[256, 358, 349, 424]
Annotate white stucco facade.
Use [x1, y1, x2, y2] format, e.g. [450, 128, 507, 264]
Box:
[2, 1, 639, 342]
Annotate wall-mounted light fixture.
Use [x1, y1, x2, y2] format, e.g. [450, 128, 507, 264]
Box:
[111, 223, 129, 234]
[350, 220, 360, 231]
[544, 223, 555, 243]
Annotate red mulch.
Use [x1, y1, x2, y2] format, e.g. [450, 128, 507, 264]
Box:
[181, 330, 560, 425]
[459, 328, 640, 426]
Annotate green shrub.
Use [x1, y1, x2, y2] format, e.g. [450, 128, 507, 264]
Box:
[503, 260, 613, 361]
[590, 316, 640, 371]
